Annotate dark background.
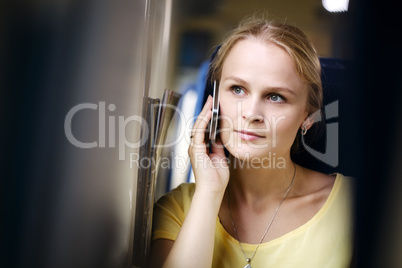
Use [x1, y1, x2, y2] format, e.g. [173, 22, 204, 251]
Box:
[1, 0, 402, 267]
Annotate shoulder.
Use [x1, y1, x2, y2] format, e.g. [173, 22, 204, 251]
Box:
[296, 167, 336, 197]
[157, 183, 195, 201]
[301, 167, 353, 194]
[313, 172, 355, 218]
[331, 173, 354, 209]
[333, 173, 354, 192]
[152, 183, 196, 241]
[295, 167, 354, 212]
[154, 183, 196, 214]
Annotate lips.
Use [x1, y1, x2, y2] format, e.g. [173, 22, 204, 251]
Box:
[235, 130, 265, 141]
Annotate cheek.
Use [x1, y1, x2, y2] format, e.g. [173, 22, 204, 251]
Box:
[271, 113, 304, 145]
[218, 97, 238, 124]
[274, 118, 299, 137]
[217, 103, 237, 146]
[218, 107, 234, 137]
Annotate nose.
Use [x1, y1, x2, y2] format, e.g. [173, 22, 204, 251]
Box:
[241, 97, 264, 123]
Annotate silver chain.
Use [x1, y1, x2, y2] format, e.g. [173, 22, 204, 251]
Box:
[228, 162, 296, 265]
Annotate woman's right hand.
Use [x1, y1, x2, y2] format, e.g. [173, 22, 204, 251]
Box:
[188, 95, 230, 197]
[154, 96, 229, 268]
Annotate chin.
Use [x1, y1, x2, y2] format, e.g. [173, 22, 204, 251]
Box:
[228, 146, 279, 160]
[227, 147, 288, 169]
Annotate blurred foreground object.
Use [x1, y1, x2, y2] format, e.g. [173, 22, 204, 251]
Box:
[0, 0, 172, 267]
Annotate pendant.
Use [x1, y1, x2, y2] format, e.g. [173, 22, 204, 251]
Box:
[243, 258, 252, 268]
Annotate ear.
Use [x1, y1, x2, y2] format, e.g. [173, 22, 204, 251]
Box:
[301, 113, 316, 130]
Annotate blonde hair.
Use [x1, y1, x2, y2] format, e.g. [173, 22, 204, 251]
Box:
[210, 17, 323, 116]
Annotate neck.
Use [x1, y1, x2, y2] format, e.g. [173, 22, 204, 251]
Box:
[227, 154, 296, 204]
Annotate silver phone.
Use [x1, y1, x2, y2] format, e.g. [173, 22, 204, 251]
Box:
[209, 80, 220, 141]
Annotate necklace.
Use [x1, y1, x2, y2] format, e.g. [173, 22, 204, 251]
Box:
[228, 163, 296, 268]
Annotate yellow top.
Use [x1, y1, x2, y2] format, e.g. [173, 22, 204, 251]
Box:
[152, 174, 354, 268]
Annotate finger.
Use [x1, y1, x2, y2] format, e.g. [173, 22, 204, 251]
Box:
[191, 95, 212, 135]
[209, 138, 229, 170]
[191, 109, 212, 147]
[191, 96, 213, 145]
[210, 135, 226, 158]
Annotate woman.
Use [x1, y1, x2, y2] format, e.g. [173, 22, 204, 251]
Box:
[150, 17, 353, 268]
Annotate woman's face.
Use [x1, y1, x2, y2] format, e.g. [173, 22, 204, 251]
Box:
[218, 38, 309, 160]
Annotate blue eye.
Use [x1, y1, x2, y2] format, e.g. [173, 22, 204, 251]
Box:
[232, 86, 245, 95]
[268, 94, 285, 103]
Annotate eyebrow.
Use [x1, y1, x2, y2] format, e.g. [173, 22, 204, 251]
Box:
[224, 76, 296, 96]
[224, 76, 250, 87]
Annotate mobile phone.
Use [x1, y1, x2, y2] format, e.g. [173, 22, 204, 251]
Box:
[209, 80, 220, 141]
